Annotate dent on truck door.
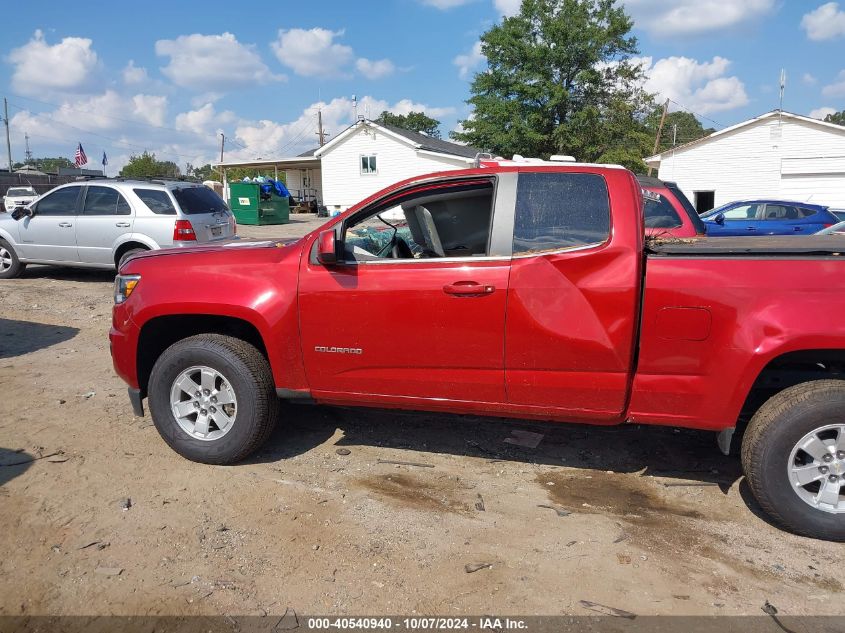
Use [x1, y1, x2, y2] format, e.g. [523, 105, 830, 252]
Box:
[504, 171, 642, 421]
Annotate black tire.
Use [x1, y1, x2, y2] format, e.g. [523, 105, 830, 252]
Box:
[742, 379, 845, 541]
[117, 247, 146, 270]
[0, 239, 26, 279]
[148, 334, 279, 464]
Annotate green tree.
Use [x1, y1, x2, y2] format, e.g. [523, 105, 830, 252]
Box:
[824, 110, 845, 126]
[451, 0, 654, 171]
[376, 111, 442, 138]
[120, 151, 181, 178]
[12, 157, 75, 173]
[646, 107, 715, 154]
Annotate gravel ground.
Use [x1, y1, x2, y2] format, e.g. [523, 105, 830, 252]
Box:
[1, 212, 843, 619]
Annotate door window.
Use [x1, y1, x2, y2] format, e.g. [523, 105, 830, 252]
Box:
[82, 186, 131, 215]
[513, 172, 609, 254]
[762, 204, 798, 220]
[342, 180, 495, 261]
[722, 204, 760, 220]
[34, 186, 81, 216]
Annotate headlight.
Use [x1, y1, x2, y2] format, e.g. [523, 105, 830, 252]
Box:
[114, 274, 141, 304]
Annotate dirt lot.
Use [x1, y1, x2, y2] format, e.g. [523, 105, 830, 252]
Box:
[1, 213, 843, 619]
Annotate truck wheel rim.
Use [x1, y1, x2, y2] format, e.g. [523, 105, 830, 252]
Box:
[169, 365, 237, 442]
[0, 247, 12, 272]
[788, 423, 845, 514]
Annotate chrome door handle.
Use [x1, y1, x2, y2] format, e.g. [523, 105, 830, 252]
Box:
[443, 282, 495, 296]
[115, 222, 131, 227]
[58, 222, 73, 228]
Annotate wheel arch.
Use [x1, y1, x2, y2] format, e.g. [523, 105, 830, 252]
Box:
[735, 348, 845, 437]
[136, 314, 270, 398]
[114, 241, 151, 268]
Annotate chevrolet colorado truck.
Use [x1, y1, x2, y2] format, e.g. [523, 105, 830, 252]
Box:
[110, 162, 845, 540]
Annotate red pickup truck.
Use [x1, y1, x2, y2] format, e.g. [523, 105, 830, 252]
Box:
[110, 163, 845, 541]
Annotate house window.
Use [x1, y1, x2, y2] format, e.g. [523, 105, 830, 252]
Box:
[360, 155, 377, 175]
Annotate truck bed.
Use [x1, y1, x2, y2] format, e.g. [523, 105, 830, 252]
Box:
[648, 235, 845, 257]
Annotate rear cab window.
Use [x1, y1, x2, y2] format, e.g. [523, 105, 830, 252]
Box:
[513, 172, 610, 254]
[643, 194, 682, 229]
[171, 186, 229, 215]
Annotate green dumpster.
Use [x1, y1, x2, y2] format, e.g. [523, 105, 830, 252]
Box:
[228, 182, 290, 225]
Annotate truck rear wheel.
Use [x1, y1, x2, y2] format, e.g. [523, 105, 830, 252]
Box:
[742, 380, 845, 541]
[148, 334, 279, 464]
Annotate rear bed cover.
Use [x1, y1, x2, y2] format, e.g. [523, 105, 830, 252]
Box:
[648, 235, 845, 257]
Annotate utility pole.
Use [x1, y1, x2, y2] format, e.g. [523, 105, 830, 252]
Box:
[3, 98, 12, 173]
[316, 109, 329, 147]
[648, 98, 669, 177]
[219, 133, 225, 163]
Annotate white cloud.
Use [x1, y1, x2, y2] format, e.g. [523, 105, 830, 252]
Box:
[175, 103, 236, 136]
[271, 28, 354, 78]
[7, 30, 99, 95]
[822, 70, 845, 97]
[356, 58, 396, 80]
[131, 94, 168, 127]
[803, 73, 818, 86]
[635, 56, 749, 114]
[454, 41, 485, 79]
[156, 32, 283, 90]
[419, 0, 475, 8]
[493, 0, 521, 16]
[801, 2, 845, 40]
[625, 0, 776, 36]
[809, 107, 837, 120]
[122, 60, 148, 85]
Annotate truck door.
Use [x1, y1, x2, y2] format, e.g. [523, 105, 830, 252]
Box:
[504, 170, 642, 421]
[298, 176, 513, 404]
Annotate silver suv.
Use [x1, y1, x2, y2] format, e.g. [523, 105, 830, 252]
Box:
[0, 179, 236, 279]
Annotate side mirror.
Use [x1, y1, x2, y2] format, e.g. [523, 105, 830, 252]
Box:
[714, 213, 725, 225]
[316, 229, 339, 265]
[11, 206, 32, 221]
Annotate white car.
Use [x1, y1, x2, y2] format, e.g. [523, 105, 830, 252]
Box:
[0, 178, 237, 279]
[3, 186, 38, 212]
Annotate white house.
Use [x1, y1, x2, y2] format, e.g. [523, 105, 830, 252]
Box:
[314, 119, 481, 211]
[645, 110, 845, 212]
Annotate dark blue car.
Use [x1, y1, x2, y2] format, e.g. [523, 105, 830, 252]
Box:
[701, 200, 838, 236]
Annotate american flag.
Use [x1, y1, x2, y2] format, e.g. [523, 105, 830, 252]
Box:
[74, 143, 88, 168]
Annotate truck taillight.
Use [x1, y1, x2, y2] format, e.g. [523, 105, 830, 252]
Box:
[173, 219, 196, 241]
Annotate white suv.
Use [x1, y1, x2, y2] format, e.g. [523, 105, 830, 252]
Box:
[3, 186, 39, 212]
[0, 179, 236, 279]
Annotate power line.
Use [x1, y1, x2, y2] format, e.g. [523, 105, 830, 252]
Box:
[665, 98, 724, 129]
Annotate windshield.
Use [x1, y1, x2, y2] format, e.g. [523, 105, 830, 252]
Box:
[701, 203, 733, 219]
[171, 186, 228, 215]
[6, 187, 36, 197]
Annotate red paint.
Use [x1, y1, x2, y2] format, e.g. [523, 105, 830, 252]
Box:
[109, 164, 843, 435]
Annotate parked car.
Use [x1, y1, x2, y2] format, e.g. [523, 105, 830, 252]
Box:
[816, 221, 845, 235]
[701, 199, 837, 236]
[111, 162, 845, 541]
[0, 179, 236, 279]
[3, 185, 38, 212]
[637, 175, 706, 238]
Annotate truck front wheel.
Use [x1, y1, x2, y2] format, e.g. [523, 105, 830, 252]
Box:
[147, 334, 279, 464]
[742, 380, 845, 541]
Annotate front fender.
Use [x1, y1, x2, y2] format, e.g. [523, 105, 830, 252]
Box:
[119, 242, 308, 392]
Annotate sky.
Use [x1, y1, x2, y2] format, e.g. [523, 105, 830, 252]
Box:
[2, 0, 844, 174]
